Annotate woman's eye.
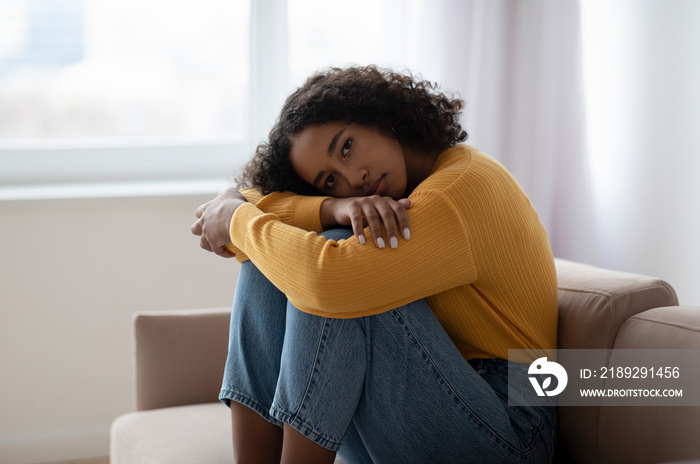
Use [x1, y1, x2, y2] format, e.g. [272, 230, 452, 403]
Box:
[325, 173, 337, 188]
[342, 139, 352, 157]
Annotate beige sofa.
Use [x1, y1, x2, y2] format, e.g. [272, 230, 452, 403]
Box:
[110, 259, 700, 463]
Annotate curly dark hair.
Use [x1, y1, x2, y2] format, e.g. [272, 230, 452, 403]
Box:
[237, 65, 467, 195]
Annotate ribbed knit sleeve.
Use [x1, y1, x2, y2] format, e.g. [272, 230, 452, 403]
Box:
[224, 189, 328, 261]
[239, 189, 327, 232]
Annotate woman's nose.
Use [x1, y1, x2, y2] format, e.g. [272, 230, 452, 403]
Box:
[345, 168, 368, 188]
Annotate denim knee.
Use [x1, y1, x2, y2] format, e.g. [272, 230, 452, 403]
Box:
[319, 228, 354, 241]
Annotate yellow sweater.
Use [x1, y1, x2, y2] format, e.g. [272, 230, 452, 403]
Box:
[226, 145, 558, 360]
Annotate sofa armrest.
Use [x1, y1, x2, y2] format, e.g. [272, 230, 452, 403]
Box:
[133, 307, 231, 411]
[554, 258, 679, 351]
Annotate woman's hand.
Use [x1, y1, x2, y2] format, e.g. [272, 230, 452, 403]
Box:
[191, 187, 248, 258]
[321, 196, 413, 248]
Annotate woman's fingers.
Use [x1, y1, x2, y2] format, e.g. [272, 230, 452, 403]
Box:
[330, 196, 412, 248]
[393, 199, 412, 241]
[347, 202, 367, 245]
[362, 200, 387, 248]
[358, 196, 412, 248]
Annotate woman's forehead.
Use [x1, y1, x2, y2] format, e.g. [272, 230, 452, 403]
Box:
[291, 122, 348, 155]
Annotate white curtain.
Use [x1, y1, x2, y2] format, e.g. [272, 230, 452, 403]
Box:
[401, 1, 596, 262]
[578, 0, 700, 306]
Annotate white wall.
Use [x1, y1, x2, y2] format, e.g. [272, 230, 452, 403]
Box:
[0, 193, 239, 464]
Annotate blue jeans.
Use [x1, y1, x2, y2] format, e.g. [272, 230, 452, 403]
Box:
[219, 229, 557, 464]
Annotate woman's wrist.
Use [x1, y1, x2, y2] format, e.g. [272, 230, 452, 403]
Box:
[320, 198, 338, 229]
[191, 188, 248, 258]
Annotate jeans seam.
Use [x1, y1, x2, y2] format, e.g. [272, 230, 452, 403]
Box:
[491, 387, 543, 450]
[219, 389, 284, 427]
[281, 317, 341, 444]
[269, 407, 343, 451]
[392, 308, 532, 460]
[270, 317, 344, 451]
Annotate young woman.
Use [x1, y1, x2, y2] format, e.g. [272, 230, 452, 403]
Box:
[191, 66, 558, 464]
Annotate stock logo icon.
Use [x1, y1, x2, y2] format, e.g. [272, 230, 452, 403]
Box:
[528, 357, 568, 397]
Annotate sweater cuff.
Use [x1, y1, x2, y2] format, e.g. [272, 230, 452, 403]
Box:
[223, 242, 248, 262]
[229, 202, 268, 250]
[251, 192, 328, 232]
[291, 195, 327, 232]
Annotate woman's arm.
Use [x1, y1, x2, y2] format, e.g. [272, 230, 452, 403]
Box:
[193, 188, 413, 258]
[247, 188, 413, 247]
[240, 188, 328, 233]
[193, 187, 330, 259]
[228, 188, 476, 317]
[192, 187, 330, 259]
[221, 188, 330, 260]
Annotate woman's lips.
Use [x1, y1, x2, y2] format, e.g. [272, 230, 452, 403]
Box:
[366, 175, 386, 196]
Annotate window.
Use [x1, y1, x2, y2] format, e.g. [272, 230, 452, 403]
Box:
[1, 0, 249, 141]
[1, 0, 250, 187]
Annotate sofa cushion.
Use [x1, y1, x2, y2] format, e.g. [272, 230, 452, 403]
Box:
[597, 306, 700, 464]
[613, 306, 700, 349]
[110, 402, 233, 464]
[110, 402, 348, 464]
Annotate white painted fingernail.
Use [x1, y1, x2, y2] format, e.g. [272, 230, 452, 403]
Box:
[390, 237, 398, 249]
[403, 228, 411, 240]
[376, 237, 385, 248]
[358, 234, 366, 245]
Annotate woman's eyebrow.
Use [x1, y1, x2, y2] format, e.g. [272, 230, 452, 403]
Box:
[313, 170, 326, 189]
[327, 129, 346, 155]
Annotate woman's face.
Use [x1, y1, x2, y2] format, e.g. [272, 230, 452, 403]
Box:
[289, 121, 408, 200]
